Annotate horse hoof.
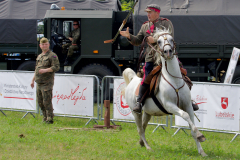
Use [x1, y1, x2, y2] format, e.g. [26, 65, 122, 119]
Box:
[146, 147, 152, 151]
[139, 140, 145, 147]
[200, 152, 208, 157]
[197, 135, 206, 142]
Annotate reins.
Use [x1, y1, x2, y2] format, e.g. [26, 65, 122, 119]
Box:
[147, 33, 185, 108]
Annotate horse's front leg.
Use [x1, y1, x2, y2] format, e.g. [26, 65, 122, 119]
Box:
[132, 112, 152, 150]
[168, 102, 198, 134]
[139, 112, 152, 147]
[184, 104, 208, 157]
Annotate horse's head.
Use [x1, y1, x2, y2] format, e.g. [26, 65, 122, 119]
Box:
[153, 26, 176, 62]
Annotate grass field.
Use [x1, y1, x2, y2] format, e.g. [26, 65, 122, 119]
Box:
[0, 107, 240, 160]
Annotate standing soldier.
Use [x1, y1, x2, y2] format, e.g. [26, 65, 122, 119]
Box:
[62, 21, 80, 65]
[31, 37, 60, 124]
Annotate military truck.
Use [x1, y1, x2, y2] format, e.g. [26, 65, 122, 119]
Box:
[1, 0, 240, 84]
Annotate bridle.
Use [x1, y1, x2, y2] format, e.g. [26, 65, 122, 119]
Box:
[147, 33, 184, 108]
[158, 33, 177, 60]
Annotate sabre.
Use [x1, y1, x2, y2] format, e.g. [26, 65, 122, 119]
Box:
[104, 0, 139, 44]
[194, 113, 200, 122]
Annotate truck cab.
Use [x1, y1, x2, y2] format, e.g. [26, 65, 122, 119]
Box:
[44, 8, 134, 79]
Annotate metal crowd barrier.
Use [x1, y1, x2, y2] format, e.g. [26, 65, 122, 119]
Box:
[0, 71, 100, 125]
[170, 82, 240, 142]
[101, 76, 168, 133]
[0, 70, 37, 119]
[52, 74, 100, 126]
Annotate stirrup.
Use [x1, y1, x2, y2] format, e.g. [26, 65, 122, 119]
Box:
[192, 100, 199, 111]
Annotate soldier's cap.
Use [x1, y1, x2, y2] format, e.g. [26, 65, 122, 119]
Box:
[145, 4, 161, 13]
[40, 37, 49, 44]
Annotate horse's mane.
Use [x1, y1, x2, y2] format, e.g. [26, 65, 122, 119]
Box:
[153, 26, 170, 40]
[153, 27, 172, 65]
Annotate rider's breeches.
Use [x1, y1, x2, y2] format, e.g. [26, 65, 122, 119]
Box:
[141, 62, 154, 86]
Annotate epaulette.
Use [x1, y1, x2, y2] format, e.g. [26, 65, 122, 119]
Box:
[143, 21, 149, 24]
[161, 18, 169, 21]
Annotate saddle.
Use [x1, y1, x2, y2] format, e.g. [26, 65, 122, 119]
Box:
[135, 65, 193, 97]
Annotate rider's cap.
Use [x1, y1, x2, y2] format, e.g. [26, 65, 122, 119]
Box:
[145, 4, 161, 13]
[40, 37, 49, 44]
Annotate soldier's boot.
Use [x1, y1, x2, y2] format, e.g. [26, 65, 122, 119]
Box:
[42, 110, 47, 122]
[192, 100, 199, 111]
[133, 85, 149, 114]
[46, 110, 54, 124]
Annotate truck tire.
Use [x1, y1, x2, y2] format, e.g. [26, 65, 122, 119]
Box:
[78, 64, 114, 101]
[17, 61, 36, 71]
[221, 66, 240, 84]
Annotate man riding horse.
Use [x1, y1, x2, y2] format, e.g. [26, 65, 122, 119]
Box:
[120, 4, 199, 113]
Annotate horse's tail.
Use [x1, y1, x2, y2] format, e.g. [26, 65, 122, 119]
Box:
[122, 68, 136, 97]
[122, 68, 136, 86]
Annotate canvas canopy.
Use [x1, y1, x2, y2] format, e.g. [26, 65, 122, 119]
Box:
[0, 0, 121, 44]
[134, 0, 240, 45]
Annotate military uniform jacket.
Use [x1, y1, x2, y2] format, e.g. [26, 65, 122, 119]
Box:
[35, 50, 60, 89]
[129, 17, 174, 62]
[69, 28, 80, 45]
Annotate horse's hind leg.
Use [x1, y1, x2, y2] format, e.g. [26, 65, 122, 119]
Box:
[184, 105, 207, 157]
[139, 112, 152, 147]
[132, 112, 151, 150]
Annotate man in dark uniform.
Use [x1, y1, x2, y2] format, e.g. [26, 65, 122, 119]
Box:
[62, 21, 80, 65]
[120, 4, 198, 113]
[31, 37, 60, 124]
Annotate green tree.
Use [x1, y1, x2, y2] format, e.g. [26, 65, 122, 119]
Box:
[37, 25, 44, 34]
[121, 0, 134, 11]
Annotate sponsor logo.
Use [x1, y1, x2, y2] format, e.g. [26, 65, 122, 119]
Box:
[115, 82, 131, 116]
[195, 95, 207, 102]
[193, 95, 207, 105]
[52, 86, 87, 105]
[221, 97, 228, 109]
[215, 111, 234, 120]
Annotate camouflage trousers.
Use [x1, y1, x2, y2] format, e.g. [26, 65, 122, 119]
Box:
[37, 84, 54, 121]
[62, 43, 79, 57]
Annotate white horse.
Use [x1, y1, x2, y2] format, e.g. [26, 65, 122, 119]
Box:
[122, 28, 207, 157]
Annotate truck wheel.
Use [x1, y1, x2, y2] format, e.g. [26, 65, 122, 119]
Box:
[17, 61, 36, 71]
[221, 66, 240, 84]
[78, 64, 114, 101]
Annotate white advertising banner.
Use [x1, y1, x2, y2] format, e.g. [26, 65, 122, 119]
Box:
[52, 75, 94, 116]
[0, 71, 36, 111]
[224, 47, 240, 84]
[113, 79, 134, 120]
[175, 82, 240, 132]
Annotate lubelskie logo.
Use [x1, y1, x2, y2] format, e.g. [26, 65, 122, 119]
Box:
[221, 97, 228, 109]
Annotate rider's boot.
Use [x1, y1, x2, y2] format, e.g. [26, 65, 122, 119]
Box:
[133, 84, 149, 114]
[192, 100, 199, 111]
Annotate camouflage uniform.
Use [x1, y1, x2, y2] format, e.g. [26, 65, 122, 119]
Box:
[62, 28, 80, 57]
[35, 50, 60, 122]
